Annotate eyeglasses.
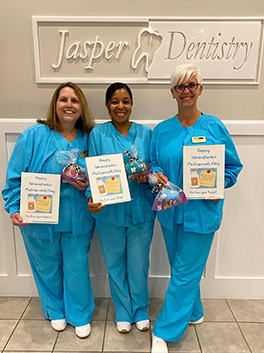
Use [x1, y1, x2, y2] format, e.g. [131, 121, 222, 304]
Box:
[174, 82, 200, 93]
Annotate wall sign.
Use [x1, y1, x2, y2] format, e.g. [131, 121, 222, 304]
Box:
[32, 16, 264, 84]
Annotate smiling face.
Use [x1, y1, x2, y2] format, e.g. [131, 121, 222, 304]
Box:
[56, 86, 82, 129]
[171, 75, 203, 110]
[106, 88, 133, 126]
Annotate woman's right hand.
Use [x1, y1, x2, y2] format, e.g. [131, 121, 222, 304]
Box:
[70, 180, 90, 191]
[88, 197, 105, 213]
[11, 212, 29, 227]
[156, 172, 168, 186]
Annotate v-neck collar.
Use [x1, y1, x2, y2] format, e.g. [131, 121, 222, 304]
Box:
[56, 129, 79, 144]
[51, 129, 80, 151]
[109, 121, 136, 143]
[174, 113, 204, 129]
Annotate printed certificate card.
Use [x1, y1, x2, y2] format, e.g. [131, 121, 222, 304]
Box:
[86, 153, 131, 205]
[183, 144, 225, 199]
[20, 172, 60, 223]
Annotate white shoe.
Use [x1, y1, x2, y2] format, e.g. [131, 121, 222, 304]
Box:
[135, 319, 150, 331]
[116, 321, 132, 333]
[51, 319, 67, 332]
[152, 333, 168, 353]
[75, 323, 91, 338]
[190, 316, 204, 325]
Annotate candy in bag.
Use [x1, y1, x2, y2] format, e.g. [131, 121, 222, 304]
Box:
[148, 172, 187, 211]
[56, 149, 89, 184]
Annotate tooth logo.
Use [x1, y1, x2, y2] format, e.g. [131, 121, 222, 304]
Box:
[131, 28, 163, 72]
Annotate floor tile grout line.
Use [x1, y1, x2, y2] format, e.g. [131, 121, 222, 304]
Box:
[150, 325, 153, 353]
[2, 296, 33, 351]
[51, 329, 60, 353]
[204, 319, 264, 324]
[225, 299, 253, 353]
[225, 299, 239, 322]
[101, 297, 110, 353]
[2, 318, 21, 351]
[20, 296, 33, 320]
[194, 325, 203, 353]
[236, 322, 253, 353]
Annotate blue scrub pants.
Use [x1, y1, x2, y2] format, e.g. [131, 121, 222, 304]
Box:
[153, 224, 215, 342]
[23, 231, 95, 327]
[96, 217, 154, 323]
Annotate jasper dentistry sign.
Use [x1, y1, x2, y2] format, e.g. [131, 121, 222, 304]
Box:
[32, 16, 263, 84]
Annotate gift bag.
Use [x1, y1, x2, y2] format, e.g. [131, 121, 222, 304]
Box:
[56, 149, 89, 184]
[124, 146, 150, 180]
[148, 172, 188, 211]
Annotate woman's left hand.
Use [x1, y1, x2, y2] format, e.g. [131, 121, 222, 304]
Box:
[88, 197, 105, 213]
[70, 180, 90, 191]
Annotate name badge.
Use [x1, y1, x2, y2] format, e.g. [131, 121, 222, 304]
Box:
[192, 136, 206, 144]
[79, 150, 88, 158]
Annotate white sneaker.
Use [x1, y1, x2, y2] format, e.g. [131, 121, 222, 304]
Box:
[189, 316, 204, 325]
[51, 319, 67, 332]
[75, 323, 91, 338]
[135, 319, 150, 331]
[116, 321, 132, 333]
[152, 333, 168, 353]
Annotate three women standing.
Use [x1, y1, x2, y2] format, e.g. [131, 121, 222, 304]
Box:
[2, 69, 243, 349]
[88, 82, 155, 333]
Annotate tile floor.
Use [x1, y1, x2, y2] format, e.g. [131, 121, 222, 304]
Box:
[0, 297, 264, 352]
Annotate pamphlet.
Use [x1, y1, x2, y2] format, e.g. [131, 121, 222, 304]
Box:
[86, 153, 131, 205]
[20, 172, 60, 223]
[183, 145, 225, 199]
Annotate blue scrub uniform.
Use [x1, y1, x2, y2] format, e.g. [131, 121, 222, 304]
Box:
[88, 121, 155, 323]
[150, 114, 243, 342]
[2, 124, 95, 327]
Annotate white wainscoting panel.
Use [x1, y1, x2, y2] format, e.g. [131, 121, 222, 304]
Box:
[0, 119, 263, 299]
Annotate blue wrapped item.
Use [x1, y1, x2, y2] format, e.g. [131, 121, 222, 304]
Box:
[124, 147, 149, 180]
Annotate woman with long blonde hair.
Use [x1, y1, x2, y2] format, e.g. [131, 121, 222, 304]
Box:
[3, 82, 95, 339]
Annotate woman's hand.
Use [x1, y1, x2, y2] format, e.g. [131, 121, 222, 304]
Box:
[11, 212, 29, 227]
[156, 172, 168, 186]
[206, 198, 221, 203]
[70, 180, 89, 191]
[88, 197, 105, 213]
[134, 172, 148, 183]
[211, 198, 221, 204]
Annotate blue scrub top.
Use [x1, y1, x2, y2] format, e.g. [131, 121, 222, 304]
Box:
[88, 121, 155, 226]
[50, 129, 88, 233]
[2, 124, 94, 239]
[150, 114, 243, 233]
